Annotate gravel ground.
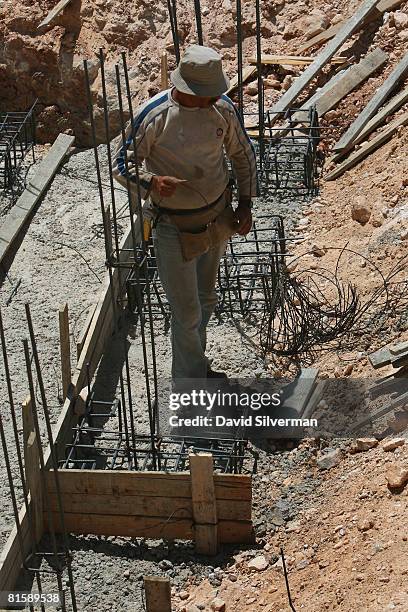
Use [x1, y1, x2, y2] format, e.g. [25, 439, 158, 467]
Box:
[0, 144, 312, 611]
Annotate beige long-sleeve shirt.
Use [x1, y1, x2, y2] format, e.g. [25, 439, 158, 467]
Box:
[112, 89, 259, 210]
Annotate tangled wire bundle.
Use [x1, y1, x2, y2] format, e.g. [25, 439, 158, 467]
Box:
[259, 248, 408, 362]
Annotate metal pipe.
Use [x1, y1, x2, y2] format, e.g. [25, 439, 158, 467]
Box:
[193, 0, 204, 45]
[236, 0, 244, 118]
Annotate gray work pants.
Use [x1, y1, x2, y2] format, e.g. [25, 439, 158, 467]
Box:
[153, 221, 226, 381]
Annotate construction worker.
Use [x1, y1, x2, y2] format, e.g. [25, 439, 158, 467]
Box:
[113, 45, 258, 384]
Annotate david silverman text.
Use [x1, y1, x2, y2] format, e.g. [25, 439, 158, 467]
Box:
[169, 415, 318, 427]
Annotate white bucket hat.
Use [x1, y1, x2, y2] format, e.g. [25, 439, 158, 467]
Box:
[170, 45, 230, 97]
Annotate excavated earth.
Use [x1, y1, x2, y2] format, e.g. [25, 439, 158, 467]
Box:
[1, 0, 408, 610]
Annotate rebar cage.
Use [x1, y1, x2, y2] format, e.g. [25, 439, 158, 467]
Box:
[0, 101, 37, 193]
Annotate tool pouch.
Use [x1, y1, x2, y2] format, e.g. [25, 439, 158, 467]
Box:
[178, 227, 212, 261]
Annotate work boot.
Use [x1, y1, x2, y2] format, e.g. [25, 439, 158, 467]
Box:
[207, 367, 228, 380]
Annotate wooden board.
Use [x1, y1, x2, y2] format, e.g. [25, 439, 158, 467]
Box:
[44, 469, 252, 501]
[226, 66, 257, 95]
[248, 54, 348, 66]
[369, 341, 408, 369]
[144, 577, 171, 612]
[297, 0, 403, 54]
[37, 0, 72, 29]
[45, 492, 251, 521]
[270, 0, 380, 119]
[0, 503, 31, 592]
[353, 86, 408, 145]
[190, 454, 218, 554]
[325, 110, 408, 180]
[334, 52, 408, 153]
[306, 48, 388, 116]
[47, 512, 254, 544]
[0, 134, 74, 269]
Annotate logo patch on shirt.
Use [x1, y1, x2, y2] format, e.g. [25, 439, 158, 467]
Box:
[216, 128, 224, 138]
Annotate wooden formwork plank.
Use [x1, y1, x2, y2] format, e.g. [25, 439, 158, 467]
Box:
[161, 51, 169, 91]
[48, 512, 193, 540]
[334, 52, 408, 154]
[190, 454, 218, 555]
[0, 503, 31, 592]
[353, 86, 408, 146]
[76, 303, 97, 361]
[0, 134, 74, 269]
[144, 576, 172, 612]
[24, 432, 43, 544]
[325, 110, 408, 180]
[248, 54, 348, 66]
[59, 303, 71, 399]
[307, 48, 388, 116]
[271, 0, 380, 118]
[44, 469, 252, 501]
[47, 512, 254, 544]
[297, 0, 403, 54]
[37, 0, 72, 29]
[226, 66, 257, 95]
[46, 493, 251, 522]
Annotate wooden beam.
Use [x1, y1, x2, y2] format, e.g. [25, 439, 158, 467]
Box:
[297, 0, 403, 54]
[0, 134, 74, 271]
[44, 469, 252, 501]
[37, 0, 72, 29]
[190, 453, 218, 555]
[270, 0, 381, 118]
[302, 48, 388, 117]
[248, 54, 348, 66]
[59, 303, 71, 399]
[325, 110, 408, 180]
[0, 504, 31, 592]
[353, 86, 408, 145]
[76, 304, 97, 362]
[144, 576, 172, 612]
[161, 51, 169, 91]
[226, 66, 257, 96]
[24, 432, 43, 544]
[333, 52, 408, 154]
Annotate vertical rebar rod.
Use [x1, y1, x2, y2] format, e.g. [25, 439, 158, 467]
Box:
[115, 65, 157, 467]
[24, 306, 78, 611]
[98, 48, 121, 263]
[22, 339, 67, 610]
[281, 547, 297, 612]
[193, 0, 204, 45]
[122, 53, 160, 434]
[236, 0, 244, 118]
[0, 309, 45, 610]
[167, 0, 181, 63]
[255, 0, 264, 172]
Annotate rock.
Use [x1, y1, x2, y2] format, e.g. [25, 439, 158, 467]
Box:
[353, 438, 379, 452]
[123, 569, 130, 578]
[317, 448, 342, 470]
[351, 198, 372, 224]
[343, 364, 354, 376]
[245, 84, 259, 96]
[186, 606, 201, 612]
[248, 555, 269, 571]
[264, 77, 281, 90]
[282, 75, 293, 91]
[386, 465, 408, 490]
[159, 559, 173, 570]
[210, 598, 226, 611]
[388, 411, 408, 433]
[393, 11, 408, 29]
[382, 438, 406, 452]
[311, 242, 326, 257]
[302, 11, 331, 40]
[357, 518, 374, 532]
[179, 591, 190, 600]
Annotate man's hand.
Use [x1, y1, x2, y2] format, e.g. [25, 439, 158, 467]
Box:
[234, 200, 252, 236]
[151, 175, 186, 198]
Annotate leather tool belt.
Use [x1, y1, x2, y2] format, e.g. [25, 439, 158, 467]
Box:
[155, 184, 238, 261]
